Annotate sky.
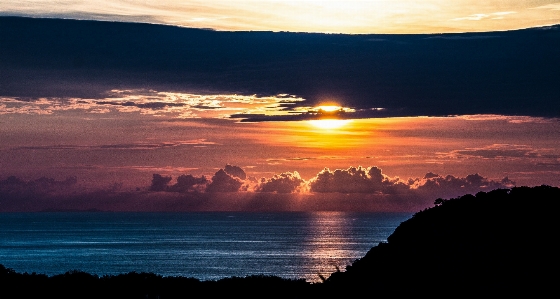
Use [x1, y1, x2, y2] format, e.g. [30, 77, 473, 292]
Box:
[0, 3, 559, 212]
[1, 1, 560, 33]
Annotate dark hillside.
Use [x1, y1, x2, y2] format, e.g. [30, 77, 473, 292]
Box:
[325, 185, 560, 296]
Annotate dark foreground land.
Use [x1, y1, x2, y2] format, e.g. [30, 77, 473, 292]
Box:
[1, 185, 559, 298]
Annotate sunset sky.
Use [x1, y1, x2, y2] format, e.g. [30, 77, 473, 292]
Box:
[0, 2, 559, 212]
[2, 0, 560, 33]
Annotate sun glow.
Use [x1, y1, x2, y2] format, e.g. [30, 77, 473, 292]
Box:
[309, 119, 351, 130]
[315, 105, 342, 112]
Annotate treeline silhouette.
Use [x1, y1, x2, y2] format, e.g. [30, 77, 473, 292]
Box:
[0, 269, 312, 298]
[324, 185, 560, 296]
[1, 185, 559, 297]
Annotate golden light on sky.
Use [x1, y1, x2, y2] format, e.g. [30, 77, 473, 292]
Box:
[2, 91, 559, 190]
[1, 8, 559, 212]
[315, 106, 342, 112]
[1, 0, 559, 33]
[308, 119, 352, 130]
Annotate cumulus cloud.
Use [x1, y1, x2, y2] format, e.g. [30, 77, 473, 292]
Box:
[149, 172, 209, 192]
[256, 171, 305, 193]
[308, 166, 409, 194]
[167, 174, 208, 193]
[306, 165, 515, 201]
[147, 165, 247, 194]
[205, 168, 244, 193]
[147, 164, 517, 200]
[410, 172, 515, 199]
[0, 165, 523, 212]
[224, 164, 247, 180]
[149, 174, 172, 191]
[0, 164, 515, 211]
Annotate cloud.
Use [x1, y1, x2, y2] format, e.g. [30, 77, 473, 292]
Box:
[14, 140, 216, 151]
[438, 144, 560, 162]
[0, 166, 524, 212]
[0, 165, 526, 212]
[205, 168, 244, 193]
[442, 144, 536, 159]
[306, 165, 516, 201]
[452, 11, 516, 21]
[167, 174, 208, 193]
[532, 4, 560, 11]
[457, 115, 557, 124]
[0, 92, 308, 120]
[308, 166, 409, 194]
[256, 171, 305, 193]
[0, 176, 77, 193]
[139, 166, 249, 194]
[230, 107, 391, 122]
[223, 164, 247, 180]
[411, 173, 515, 199]
[146, 164, 519, 201]
[454, 13, 489, 21]
[4, 18, 560, 119]
[424, 35, 501, 40]
[149, 174, 172, 191]
[97, 100, 186, 109]
[0, 176, 79, 211]
[266, 157, 316, 163]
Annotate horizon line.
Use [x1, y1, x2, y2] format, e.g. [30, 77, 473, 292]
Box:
[2, 14, 559, 35]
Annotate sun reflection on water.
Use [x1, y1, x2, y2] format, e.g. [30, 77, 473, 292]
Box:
[302, 212, 358, 282]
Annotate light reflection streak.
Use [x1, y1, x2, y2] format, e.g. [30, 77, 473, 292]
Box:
[302, 212, 357, 281]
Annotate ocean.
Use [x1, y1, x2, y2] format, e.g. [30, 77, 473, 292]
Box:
[0, 212, 410, 282]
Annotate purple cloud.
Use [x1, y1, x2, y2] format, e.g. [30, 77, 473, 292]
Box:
[256, 172, 304, 193]
[205, 168, 244, 193]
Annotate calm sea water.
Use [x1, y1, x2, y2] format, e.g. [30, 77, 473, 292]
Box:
[0, 212, 410, 282]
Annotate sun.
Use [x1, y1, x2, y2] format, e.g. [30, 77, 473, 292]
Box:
[305, 104, 353, 130]
[316, 105, 342, 112]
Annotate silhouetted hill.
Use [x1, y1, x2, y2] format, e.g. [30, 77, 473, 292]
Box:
[325, 185, 560, 296]
[1, 185, 559, 297]
[0, 269, 312, 299]
[1, 16, 559, 117]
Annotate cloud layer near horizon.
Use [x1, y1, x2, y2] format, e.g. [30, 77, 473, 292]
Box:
[0, 165, 517, 213]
